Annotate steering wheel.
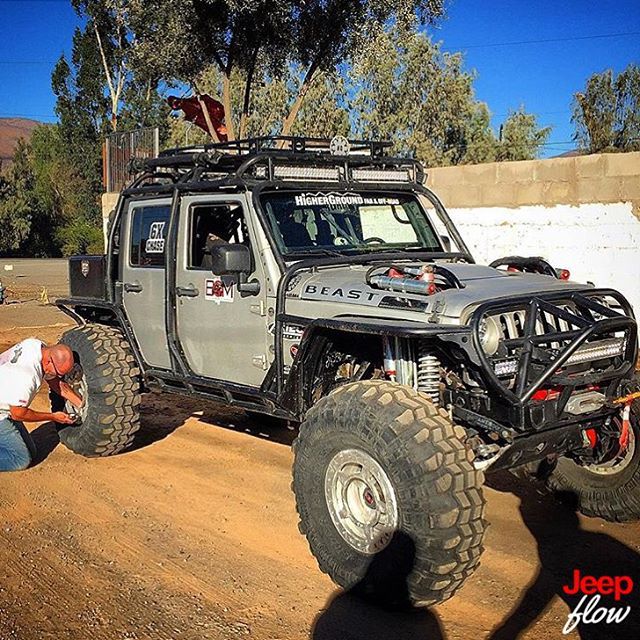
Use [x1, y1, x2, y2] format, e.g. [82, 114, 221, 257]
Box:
[363, 237, 385, 244]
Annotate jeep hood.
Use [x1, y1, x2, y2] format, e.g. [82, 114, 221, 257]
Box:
[286, 261, 590, 320]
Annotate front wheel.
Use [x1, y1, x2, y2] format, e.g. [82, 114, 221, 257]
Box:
[292, 380, 486, 607]
[546, 379, 640, 522]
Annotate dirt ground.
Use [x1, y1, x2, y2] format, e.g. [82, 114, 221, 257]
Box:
[0, 264, 639, 639]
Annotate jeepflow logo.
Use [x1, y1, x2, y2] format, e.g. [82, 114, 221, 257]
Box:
[562, 569, 633, 634]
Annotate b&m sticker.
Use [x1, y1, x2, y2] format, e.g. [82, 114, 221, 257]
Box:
[205, 277, 234, 303]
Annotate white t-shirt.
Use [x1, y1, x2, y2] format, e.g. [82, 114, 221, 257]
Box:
[0, 338, 45, 420]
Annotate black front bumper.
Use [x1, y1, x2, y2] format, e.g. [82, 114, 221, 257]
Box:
[451, 288, 638, 435]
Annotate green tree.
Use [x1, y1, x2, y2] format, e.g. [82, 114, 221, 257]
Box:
[497, 108, 551, 161]
[129, 0, 443, 141]
[165, 64, 350, 146]
[72, 1, 170, 134]
[572, 64, 640, 153]
[27, 124, 104, 256]
[351, 29, 549, 166]
[0, 141, 38, 255]
[51, 34, 105, 253]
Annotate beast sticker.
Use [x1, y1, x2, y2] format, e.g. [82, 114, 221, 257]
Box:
[145, 221, 166, 254]
[205, 277, 233, 303]
[303, 284, 379, 302]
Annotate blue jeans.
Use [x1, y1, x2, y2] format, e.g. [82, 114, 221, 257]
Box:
[0, 417, 36, 471]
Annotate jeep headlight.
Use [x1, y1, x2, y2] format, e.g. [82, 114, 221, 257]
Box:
[479, 316, 500, 355]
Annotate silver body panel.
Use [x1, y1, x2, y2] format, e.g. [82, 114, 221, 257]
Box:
[121, 198, 172, 369]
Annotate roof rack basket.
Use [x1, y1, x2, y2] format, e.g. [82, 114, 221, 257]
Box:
[159, 136, 393, 159]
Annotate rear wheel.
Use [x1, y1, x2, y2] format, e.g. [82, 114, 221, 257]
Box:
[292, 380, 486, 607]
[546, 377, 640, 522]
[50, 324, 142, 457]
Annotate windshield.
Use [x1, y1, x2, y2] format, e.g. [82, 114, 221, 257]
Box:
[260, 191, 444, 258]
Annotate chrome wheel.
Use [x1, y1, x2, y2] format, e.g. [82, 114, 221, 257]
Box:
[64, 365, 88, 423]
[324, 448, 398, 555]
[586, 422, 636, 475]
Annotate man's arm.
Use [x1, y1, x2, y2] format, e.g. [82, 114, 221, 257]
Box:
[10, 405, 75, 424]
[47, 378, 83, 408]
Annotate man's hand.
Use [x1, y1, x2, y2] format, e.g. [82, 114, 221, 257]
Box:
[51, 411, 76, 425]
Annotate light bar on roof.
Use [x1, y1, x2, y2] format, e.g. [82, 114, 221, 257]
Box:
[351, 168, 412, 183]
[273, 165, 341, 181]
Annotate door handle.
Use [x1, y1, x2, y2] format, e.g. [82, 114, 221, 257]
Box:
[176, 285, 199, 298]
[124, 282, 143, 293]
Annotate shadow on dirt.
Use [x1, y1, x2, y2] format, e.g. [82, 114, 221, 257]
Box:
[129, 392, 296, 452]
[487, 472, 640, 639]
[29, 421, 61, 466]
[311, 531, 445, 640]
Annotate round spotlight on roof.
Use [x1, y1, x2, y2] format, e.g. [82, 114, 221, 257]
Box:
[330, 135, 350, 156]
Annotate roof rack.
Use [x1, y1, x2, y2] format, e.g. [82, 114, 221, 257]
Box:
[131, 135, 425, 186]
[159, 136, 393, 159]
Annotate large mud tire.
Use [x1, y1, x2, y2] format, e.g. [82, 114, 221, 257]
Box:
[292, 380, 486, 607]
[545, 376, 640, 523]
[50, 324, 142, 457]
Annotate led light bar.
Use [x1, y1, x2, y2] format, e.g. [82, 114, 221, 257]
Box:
[494, 359, 518, 376]
[492, 337, 625, 378]
[351, 168, 412, 183]
[273, 165, 341, 181]
[566, 337, 625, 366]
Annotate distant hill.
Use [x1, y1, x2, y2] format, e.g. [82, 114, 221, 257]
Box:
[0, 118, 42, 170]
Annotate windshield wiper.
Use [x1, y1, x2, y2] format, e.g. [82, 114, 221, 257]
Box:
[290, 248, 347, 258]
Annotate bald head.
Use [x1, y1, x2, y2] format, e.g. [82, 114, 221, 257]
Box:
[42, 343, 75, 379]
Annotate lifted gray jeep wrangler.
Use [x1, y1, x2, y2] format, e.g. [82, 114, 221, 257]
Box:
[55, 136, 639, 606]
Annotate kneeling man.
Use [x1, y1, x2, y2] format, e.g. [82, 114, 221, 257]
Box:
[0, 338, 81, 471]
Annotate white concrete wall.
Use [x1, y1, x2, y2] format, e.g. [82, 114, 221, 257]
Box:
[448, 202, 640, 315]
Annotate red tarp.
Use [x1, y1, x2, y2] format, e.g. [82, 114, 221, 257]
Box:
[167, 94, 228, 142]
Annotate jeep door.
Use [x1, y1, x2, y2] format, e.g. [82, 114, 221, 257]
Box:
[175, 195, 270, 386]
[120, 198, 172, 369]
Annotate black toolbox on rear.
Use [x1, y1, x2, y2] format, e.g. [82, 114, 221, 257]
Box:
[69, 255, 107, 299]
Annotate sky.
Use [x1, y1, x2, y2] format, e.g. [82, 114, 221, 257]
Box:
[0, 0, 639, 157]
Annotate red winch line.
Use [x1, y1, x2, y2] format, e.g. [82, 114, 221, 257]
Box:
[619, 403, 632, 451]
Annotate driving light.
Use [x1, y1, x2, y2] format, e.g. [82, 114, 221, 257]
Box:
[494, 359, 518, 376]
[479, 316, 501, 355]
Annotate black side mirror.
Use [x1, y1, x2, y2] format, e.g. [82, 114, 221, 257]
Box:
[209, 243, 251, 275]
[440, 235, 452, 252]
[210, 244, 260, 296]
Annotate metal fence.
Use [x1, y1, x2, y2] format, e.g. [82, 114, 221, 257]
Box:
[103, 127, 159, 192]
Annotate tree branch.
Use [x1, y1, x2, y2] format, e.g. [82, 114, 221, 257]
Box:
[93, 20, 119, 130]
[192, 80, 221, 143]
[280, 57, 321, 138]
[239, 47, 259, 140]
[221, 28, 237, 140]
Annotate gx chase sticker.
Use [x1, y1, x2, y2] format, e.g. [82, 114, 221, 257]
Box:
[145, 221, 166, 254]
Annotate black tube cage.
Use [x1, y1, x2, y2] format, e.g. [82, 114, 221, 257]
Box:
[467, 289, 638, 429]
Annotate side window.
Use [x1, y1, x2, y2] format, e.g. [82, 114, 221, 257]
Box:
[188, 203, 249, 270]
[129, 205, 171, 267]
